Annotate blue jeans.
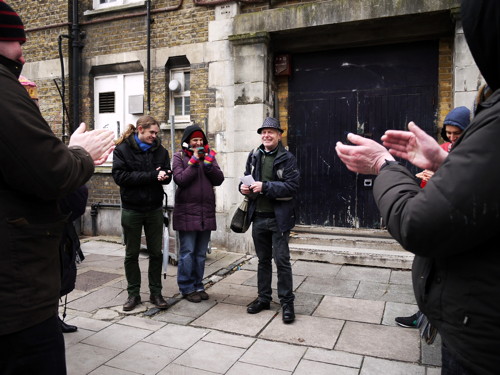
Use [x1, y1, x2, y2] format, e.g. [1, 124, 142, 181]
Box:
[0, 315, 66, 375]
[121, 208, 164, 297]
[177, 230, 211, 295]
[252, 216, 294, 305]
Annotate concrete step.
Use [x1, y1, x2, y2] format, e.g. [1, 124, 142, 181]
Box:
[290, 232, 404, 251]
[290, 243, 413, 270]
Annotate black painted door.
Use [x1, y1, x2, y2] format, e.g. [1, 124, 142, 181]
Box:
[288, 41, 438, 228]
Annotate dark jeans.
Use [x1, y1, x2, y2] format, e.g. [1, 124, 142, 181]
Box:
[0, 315, 66, 375]
[122, 208, 164, 297]
[441, 343, 472, 375]
[252, 216, 294, 305]
[177, 230, 211, 295]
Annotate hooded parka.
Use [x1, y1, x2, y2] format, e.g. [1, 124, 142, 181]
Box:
[372, 1, 500, 373]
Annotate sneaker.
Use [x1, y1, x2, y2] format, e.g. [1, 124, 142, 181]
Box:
[395, 312, 420, 328]
[184, 292, 201, 303]
[197, 291, 209, 300]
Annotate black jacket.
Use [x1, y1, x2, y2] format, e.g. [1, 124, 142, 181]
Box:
[372, 2, 500, 373]
[0, 59, 95, 335]
[112, 134, 171, 212]
[243, 143, 300, 232]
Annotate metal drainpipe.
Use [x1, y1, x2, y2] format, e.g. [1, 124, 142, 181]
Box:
[146, 0, 151, 113]
[90, 203, 121, 236]
[71, 0, 82, 132]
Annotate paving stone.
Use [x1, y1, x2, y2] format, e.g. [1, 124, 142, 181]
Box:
[336, 321, 420, 362]
[174, 341, 245, 373]
[239, 339, 306, 372]
[242, 273, 306, 292]
[107, 341, 183, 374]
[426, 366, 442, 375]
[296, 276, 359, 297]
[304, 348, 363, 368]
[293, 291, 324, 316]
[382, 302, 419, 327]
[89, 365, 138, 374]
[64, 328, 95, 348]
[118, 315, 166, 331]
[77, 253, 125, 273]
[82, 323, 152, 351]
[81, 240, 125, 256]
[421, 333, 442, 367]
[337, 265, 391, 283]
[68, 286, 124, 312]
[314, 295, 385, 324]
[66, 343, 119, 375]
[164, 297, 217, 318]
[202, 331, 256, 348]
[158, 363, 219, 375]
[389, 269, 413, 285]
[360, 356, 426, 375]
[226, 362, 291, 375]
[208, 282, 260, 298]
[292, 261, 341, 277]
[219, 294, 258, 307]
[294, 359, 359, 375]
[152, 312, 195, 325]
[65, 316, 113, 332]
[218, 269, 256, 285]
[76, 270, 123, 292]
[143, 324, 210, 350]
[354, 281, 416, 304]
[191, 303, 276, 336]
[260, 314, 342, 349]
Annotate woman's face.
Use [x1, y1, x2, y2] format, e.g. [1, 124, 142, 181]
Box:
[445, 125, 463, 144]
[189, 137, 204, 148]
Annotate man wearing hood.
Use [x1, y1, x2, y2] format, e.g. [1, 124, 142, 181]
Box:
[0, 2, 114, 373]
[172, 125, 224, 302]
[335, 1, 500, 373]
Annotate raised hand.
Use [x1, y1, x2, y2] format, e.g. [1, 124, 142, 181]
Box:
[69, 123, 115, 165]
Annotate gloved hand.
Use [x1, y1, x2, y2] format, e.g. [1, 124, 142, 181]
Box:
[188, 154, 200, 165]
[204, 148, 217, 165]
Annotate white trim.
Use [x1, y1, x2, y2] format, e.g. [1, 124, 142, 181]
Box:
[85, 0, 145, 16]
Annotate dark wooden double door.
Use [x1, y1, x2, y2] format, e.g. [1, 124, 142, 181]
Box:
[288, 41, 438, 228]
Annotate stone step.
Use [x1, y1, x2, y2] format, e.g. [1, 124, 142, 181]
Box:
[289, 243, 413, 270]
[289, 232, 404, 251]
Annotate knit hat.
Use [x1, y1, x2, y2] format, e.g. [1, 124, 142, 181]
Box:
[440, 106, 471, 142]
[257, 117, 284, 134]
[190, 130, 204, 140]
[0, 1, 26, 44]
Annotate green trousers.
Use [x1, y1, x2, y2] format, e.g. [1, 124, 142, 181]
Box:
[121, 208, 164, 297]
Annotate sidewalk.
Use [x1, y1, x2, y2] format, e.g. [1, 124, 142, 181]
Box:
[62, 237, 442, 375]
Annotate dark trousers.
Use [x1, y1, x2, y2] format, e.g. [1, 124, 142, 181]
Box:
[441, 343, 472, 375]
[0, 315, 66, 375]
[252, 216, 294, 305]
[122, 208, 164, 297]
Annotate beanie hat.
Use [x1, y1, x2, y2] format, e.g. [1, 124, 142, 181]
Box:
[0, 1, 26, 44]
[190, 130, 204, 140]
[257, 117, 284, 134]
[440, 106, 471, 142]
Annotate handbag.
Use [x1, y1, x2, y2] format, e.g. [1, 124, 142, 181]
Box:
[416, 312, 438, 345]
[230, 197, 250, 233]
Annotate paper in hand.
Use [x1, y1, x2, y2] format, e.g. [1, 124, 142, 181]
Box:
[240, 175, 255, 186]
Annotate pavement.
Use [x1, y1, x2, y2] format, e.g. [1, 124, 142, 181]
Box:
[61, 237, 442, 375]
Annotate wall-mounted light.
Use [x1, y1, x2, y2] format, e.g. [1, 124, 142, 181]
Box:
[168, 79, 181, 92]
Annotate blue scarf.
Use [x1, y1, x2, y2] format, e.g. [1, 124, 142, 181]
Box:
[134, 134, 153, 152]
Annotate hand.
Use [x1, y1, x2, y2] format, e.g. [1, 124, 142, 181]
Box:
[69, 123, 115, 165]
[335, 133, 393, 175]
[249, 181, 263, 193]
[204, 148, 217, 164]
[196, 147, 205, 160]
[381, 122, 448, 172]
[240, 184, 251, 195]
[416, 169, 434, 182]
[157, 168, 171, 181]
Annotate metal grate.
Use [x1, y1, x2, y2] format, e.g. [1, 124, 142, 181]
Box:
[99, 92, 115, 113]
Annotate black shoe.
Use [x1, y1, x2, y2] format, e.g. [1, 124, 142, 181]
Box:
[282, 303, 295, 324]
[150, 294, 168, 309]
[59, 317, 78, 333]
[247, 298, 270, 314]
[395, 312, 420, 328]
[197, 291, 209, 300]
[123, 296, 141, 311]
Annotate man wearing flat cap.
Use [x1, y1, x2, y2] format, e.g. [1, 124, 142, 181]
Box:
[0, 2, 115, 374]
[239, 117, 300, 324]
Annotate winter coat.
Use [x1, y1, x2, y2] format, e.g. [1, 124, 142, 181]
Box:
[0, 58, 95, 335]
[372, 3, 500, 372]
[112, 134, 171, 212]
[172, 125, 224, 231]
[243, 143, 300, 233]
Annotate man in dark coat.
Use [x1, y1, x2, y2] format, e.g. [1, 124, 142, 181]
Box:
[335, 1, 500, 373]
[0, 2, 115, 374]
[112, 115, 172, 312]
[240, 117, 300, 324]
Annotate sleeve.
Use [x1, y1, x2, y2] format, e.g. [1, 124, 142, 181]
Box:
[263, 153, 300, 199]
[0, 73, 94, 200]
[373, 115, 500, 258]
[111, 146, 157, 187]
[202, 158, 224, 187]
[158, 148, 172, 185]
[172, 152, 199, 187]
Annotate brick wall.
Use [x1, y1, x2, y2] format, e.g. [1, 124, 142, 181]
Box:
[438, 37, 453, 138]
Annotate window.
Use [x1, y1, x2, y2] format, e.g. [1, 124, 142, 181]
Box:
[91, 0, 144, 11]
[170, 69, 191, 124]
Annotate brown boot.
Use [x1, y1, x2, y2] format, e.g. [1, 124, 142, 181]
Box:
[123, 296, 141, 311]
[150, 294, 168, 309]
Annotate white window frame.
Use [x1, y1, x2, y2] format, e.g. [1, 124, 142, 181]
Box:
[169, 68, 191, 125]
[92, 0, 144, 11]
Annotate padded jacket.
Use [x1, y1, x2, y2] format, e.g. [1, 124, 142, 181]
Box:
[0, 58, 94, 335]
[112, 134, 171, 212]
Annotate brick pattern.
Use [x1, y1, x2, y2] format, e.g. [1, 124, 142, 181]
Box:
[438, 37, 453, 138]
